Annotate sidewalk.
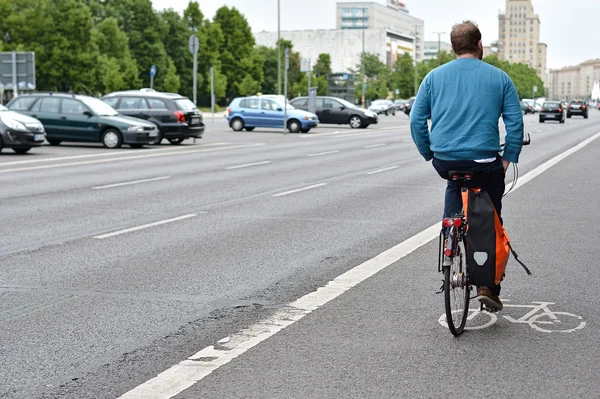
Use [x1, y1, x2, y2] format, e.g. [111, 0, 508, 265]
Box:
[174, 136, 600, 398]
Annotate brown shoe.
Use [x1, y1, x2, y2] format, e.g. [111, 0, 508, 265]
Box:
[478, 286, 503, 311]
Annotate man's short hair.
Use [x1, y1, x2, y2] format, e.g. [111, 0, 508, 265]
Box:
[450, 21, 481, 56]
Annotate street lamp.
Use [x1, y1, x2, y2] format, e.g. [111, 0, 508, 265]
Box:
[433, 31, 446, 66]
[413, 24, 419, 96]
[277, 0, 281, 95]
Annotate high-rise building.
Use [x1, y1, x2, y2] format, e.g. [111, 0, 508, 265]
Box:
[549, 59, 600, 100]
[497, 0, 547, 82]
[423, 41, 452, 60]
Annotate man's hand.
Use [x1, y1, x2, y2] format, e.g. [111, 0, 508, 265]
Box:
[502, 158, 510, 172]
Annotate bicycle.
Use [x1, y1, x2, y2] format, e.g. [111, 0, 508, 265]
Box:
[438, 134, 531, 336]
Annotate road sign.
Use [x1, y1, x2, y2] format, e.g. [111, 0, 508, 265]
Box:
[300, 58, 309, 72]
[533, 85, 538, 93]
[395, 88, 400, 95]
[150, 65, 157, 78]
[188, 34, 199, 55]
[0, 51, 36, 91]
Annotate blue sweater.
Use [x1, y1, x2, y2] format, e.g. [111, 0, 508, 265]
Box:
[410, 58, 524, 163]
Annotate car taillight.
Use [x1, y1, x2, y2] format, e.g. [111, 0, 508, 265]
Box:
[558, 108, 562, 112]
[226, 107, 231, 116]
[582, 105, 586, 109]
[174, 111, 185, 123]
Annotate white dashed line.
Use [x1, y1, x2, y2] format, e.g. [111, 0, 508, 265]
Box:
[272, 183, 327, 197]
[225, 161, 272, 170]
[367, 166, 399, 175]
[363, 143, 387, 149]
[307, 150, 340, 157]
[92, 176, 171, 190]
[94, 214, 199, 239]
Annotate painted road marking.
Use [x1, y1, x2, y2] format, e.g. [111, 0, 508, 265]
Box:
[225, 161, 272, 170]
[307, 150, 340, 157]
[299, 126, 409, 138]
[0, 142, 234, 167]
[118, 131, 600, 399]
[92, 176, 171, 190]
[94, 214, 199, 239]
[0, 143, 265, 174]
[367, 165, 399, 175]
[272, 183, 327, 197]
[363, 143, 388, 149]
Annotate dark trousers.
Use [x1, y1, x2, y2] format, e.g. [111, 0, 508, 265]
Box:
[432, 156, 505, 295]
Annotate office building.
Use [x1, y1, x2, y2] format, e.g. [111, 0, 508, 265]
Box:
[549, 59, 600, 100]
[423, 41, 452, 60]
[496, 0, 547, 82]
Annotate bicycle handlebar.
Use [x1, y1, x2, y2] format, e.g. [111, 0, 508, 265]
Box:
[500, 132, 531, 150]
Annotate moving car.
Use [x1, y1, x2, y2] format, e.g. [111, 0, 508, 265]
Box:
[369, 99, 396, 116]
[289, 96, 378, 129]
[0, 104, 45, 154]
[566, 100, 588, 119]
[102, 89, 204, 145]
[539, 101, 565, 123]
[521, 101, 534, 114]
[394, 99, 407, 110]
[403, 98, 415, 116]
[7, 93, 158, 148]
[226, 96, 318, 133]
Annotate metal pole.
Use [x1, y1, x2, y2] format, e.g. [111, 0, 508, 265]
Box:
[307, 58, 311, 96]
[413, 25, 418, 96]
[361, 7, 366, 108]
[433, 32, 446, 66]
[277, 0, 281, 95]
[284, 48, 289, 134]
[12, 51, 18, 98]
[150, 75, 154, 90]
[192, 49, 198, 105]
[210, 66, 215, 124]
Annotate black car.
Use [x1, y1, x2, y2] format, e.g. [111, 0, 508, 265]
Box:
[403, 98, 415, 116]
[102, 90, 205, 144]
[566, 100, 588, 119]
[539, 101, 564, 123]
[289, 96, 378, 129]
[0, 104, 45, 154]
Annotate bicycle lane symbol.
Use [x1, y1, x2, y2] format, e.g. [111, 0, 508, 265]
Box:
[438, 301, 586, 333]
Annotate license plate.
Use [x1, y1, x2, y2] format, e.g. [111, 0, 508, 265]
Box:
[191, 117, 200, 125]
[148, 130, 158, 137]
[34, 134, 45, 141]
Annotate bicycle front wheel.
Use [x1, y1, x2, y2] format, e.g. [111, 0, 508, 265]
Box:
[444, 239, 469, 336]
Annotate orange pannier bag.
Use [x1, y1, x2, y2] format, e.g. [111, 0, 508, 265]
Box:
[461, 188, 531, 287]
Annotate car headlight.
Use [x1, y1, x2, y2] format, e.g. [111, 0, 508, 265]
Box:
[1, 117, 28, 131]
[127, 126, 145, 132]
[365, 111, 376, 117]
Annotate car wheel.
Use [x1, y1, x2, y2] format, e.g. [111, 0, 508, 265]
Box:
[349, 115, 363, 129]
[130, 144, 144, 148]
[47, 139, 62, 146]
[287, 119, 301, 133]
[0, 136, 3, 153]
[153, 132, 163, 145]
[167, 137, 184, 145]
[13, 147, 31, 154]
[560, 118, 565, 123]
[539, 118, 544, 123]
[584, 114, 588, 119]
[245, 127, 255, 131]
[231, 117, 244, 131]
[567, 113, 571, 118]
[102, 129, 123, 149]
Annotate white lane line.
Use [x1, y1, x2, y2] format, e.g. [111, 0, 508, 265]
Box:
[367, 166, 399, 175]
[272, 183, 327, 197]
[0, 143, 264, 175]
[94, 214, 198, 239]
[0, 142, 233, 167]
[92, 176, 171, 190]
[225, 161, 272, 170]
[363, 143, 387, 149]
[118, 131, 600, 399]
[307, 150, 340, 157]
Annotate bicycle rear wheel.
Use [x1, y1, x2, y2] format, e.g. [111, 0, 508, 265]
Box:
[444, 238, 470, 336]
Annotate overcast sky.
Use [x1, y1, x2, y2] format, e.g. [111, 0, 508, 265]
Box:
[151, 0, 600, 70]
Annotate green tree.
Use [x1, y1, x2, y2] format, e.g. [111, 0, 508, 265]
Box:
[256, 46, 278, 94]
[238, 74, 258, 96]
[214, 6, 262, 98]
[483, 55, 544, 99]
[159, 8, 193, 96]
[391, 53, 415, 99]
[313, 53, 332, 77]
[354, 53, 391, 101]
[96, 17, 140, 90]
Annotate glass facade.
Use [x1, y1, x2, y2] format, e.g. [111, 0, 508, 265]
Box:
[326, 73, 357, 103]
[340, 7, 369, 29]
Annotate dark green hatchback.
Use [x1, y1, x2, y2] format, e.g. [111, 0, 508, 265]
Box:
[7, 93, 159, 148]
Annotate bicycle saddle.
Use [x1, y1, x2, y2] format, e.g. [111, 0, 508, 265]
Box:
[448, 170, 476, 182]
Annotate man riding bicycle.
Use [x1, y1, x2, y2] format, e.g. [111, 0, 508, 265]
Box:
[409, 21, 524, 311]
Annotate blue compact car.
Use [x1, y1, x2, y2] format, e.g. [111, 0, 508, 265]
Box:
[226, 96, 319, 133]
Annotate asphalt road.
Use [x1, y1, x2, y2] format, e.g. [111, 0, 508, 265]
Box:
[0, 111, 599, 398]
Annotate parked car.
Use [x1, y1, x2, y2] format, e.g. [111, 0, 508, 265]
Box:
[394, 99, 407, 110]
[539, 101, 565, 123]
[102, 89, 204, 145]
[226, 96, 318, 133]
[7, 93, 158, 148]
[521, 101, 534, 114]
[403, 98, 416, 116]
[369, 99, 396, 116]
[289, 96, 378, 129]
[0, 104, 46, 154]
[566, 100, 588, 119]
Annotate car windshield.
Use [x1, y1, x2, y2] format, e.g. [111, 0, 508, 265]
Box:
[80, 97, 119, 116]
[273, 99, 295, 110]
[543, 102, 560, 108]
[174, 98, 198, 111]
[0, 105, 8, 112]
[336, 98, 358, 109]
[372, 100, 388, 105]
